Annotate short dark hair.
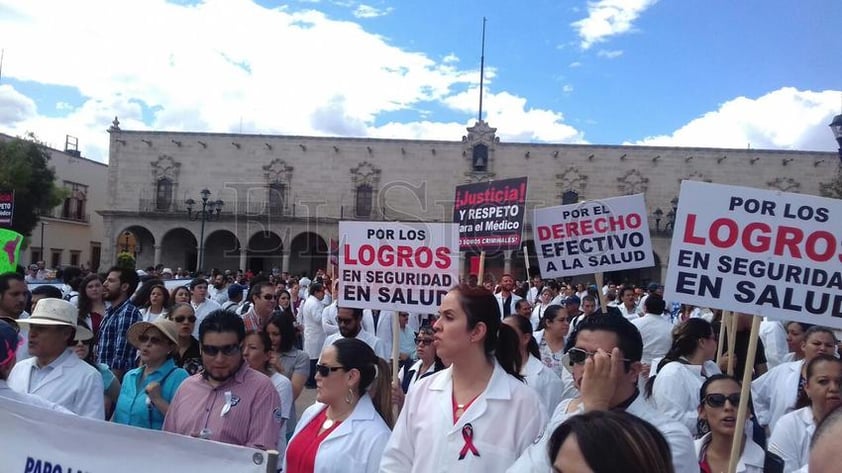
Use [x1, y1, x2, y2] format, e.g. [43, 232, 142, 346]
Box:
[515, 299, 531, 311]
[199, 309, 246, 344]
[0, 272, 24, 295]
[571, 314, 643, 364]
[190, 278, 208, 290]
[336, 306, 363, 320]
[309, 282, 324, 296]
[107, 266, 139, 296]
[31, 285, 63, 299]
[644, 295, 666, 315]
[249, 281, 274, 302]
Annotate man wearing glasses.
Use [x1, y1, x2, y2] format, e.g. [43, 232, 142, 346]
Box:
[507, 314, 696, 473]
[241, 281, 277, 332]
[163, 309, 281, 450]
[322, 307, 387, 360]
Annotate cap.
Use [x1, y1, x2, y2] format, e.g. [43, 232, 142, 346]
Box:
[0, 319, 20, 368]
[647, 282, 660, 292]
[564, 295, 581, 305]
[227, 283, 246, 299]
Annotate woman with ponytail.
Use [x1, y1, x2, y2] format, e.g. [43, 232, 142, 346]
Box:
[284, 337, 391, 473]
[380, 285, 547, 473]
[646, 318, 720, 435]
[503, 314, 564, 416]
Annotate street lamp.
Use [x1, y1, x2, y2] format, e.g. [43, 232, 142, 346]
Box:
[122, 231, 131, 252]
[830, 114, 842, 164]
[652, 208, 664, 233]
[186, 189, 224, 272]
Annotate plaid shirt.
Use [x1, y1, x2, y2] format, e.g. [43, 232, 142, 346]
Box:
[96, 298, 142, 371]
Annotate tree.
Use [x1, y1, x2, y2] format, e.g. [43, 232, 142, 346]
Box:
[0, 134, 65, 239]
[819, 164, 842, 199]
[116, 251, 136, 270]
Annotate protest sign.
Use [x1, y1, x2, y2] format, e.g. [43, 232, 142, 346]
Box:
[533, 194, 654, 278]
[0, 191, 13, 226]
[0, 396, 273, 473]
[338, 221, 460, 314]
[0, 228, 23, 273]
[664, 180, 842, 329]
[453, 177, 527, 251]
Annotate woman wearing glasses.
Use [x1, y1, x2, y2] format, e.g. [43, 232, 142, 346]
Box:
[113, 318, 189, 429]
[284, 338, 392, 473]
[392, 325, 445, 412]
[695, 374, 765, 473]
[167, 303, 202, 375]
[645, 318, 720, 435]
[768, 354, 842, 473]
[381, 285, 547, 473]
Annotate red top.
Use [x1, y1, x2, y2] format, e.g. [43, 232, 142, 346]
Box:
[699, 456, 712, 473]
[451, 392, 480, 424]
[286, 408, 342, 473]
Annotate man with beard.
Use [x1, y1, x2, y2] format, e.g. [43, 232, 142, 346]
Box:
[97, 266, 142, 382]
[208, 273, 229, 305]
[163, 309, 281, 449]
[494, 273, 521, 318]
[0, 272, 29, 361]
[322, 306, 387, 360]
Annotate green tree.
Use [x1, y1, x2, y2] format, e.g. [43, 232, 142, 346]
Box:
[819, 165, 842, 199]
[116, 251, 136, 270]
[0, 134, 65, 238]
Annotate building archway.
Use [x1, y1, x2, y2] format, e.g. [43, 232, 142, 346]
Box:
[204, 230, 241, 273]
[247, 231, 283, 275]
[161, 228, 198, 272]
[116, 225, 156, 269]
[289, 232, 327, 277]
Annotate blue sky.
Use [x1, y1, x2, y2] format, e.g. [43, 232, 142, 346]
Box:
[0, 0, 840, 162]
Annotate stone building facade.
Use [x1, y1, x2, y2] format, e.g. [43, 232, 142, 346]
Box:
[101, 120, 836, 284]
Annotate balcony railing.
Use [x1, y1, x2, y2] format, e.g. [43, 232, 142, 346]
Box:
[138, 198, 292, 217]
[48, 208, 90, 223]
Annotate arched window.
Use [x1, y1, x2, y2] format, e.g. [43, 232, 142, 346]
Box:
[268, 182, 285, 214]
[561, 190, 579, 205]
[156, 178, 173, 210]
[472, 144, 488, 172]
[355, 184, 373, 218]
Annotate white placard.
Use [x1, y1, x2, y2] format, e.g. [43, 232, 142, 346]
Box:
[0, 396, 270, 473]
[664, 180, 842, 329]
[338, 221, 460, 313]
[533, 194, 654, 278]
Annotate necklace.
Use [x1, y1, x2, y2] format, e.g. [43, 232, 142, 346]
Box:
[321, 418, 335, 430]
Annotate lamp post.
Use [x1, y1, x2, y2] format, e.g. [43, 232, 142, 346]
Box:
[122, 231, 131, 252]
[830, 114, 842, 164]
[39, 220, 47, 262]
[653, 208, 664, 233]
[186, 189, 224, 272]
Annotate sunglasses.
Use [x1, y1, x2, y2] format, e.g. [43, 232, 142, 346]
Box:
[562, 347, 632, 370]
[415, 338, 434, 347]
[138, 334, 165, 345]
[202, 343, 241, 357]
[173, 316, 197, 323]
[703, 393, 741, 408]
[315, 363, 346, 377]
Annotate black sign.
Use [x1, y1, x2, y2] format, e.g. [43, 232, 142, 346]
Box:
[453, 177, 528, 251]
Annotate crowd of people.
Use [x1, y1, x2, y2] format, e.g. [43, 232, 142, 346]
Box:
[1, 265, 842, 473]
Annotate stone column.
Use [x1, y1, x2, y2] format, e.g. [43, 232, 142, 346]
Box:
[154, 245, 162, 266]
[239, 249, 247, 272]
[281, 246, 291, 274]
[503, 249, 513, 274]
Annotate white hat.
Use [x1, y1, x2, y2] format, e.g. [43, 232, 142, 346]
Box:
[162, 268, 173, 275]
[17, 298, 94, 341]
[127, 318, 179, 349]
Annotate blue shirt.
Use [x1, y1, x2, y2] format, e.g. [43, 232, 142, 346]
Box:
[96, 298, 142, 371]
[113, 358, 189, 430]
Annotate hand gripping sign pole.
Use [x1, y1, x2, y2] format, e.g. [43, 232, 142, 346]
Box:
[726, 315, 761, 473]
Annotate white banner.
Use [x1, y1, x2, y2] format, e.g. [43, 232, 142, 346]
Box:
[533, 194, 654, 278]
[664, 180, 842, 329]
[0, 396, 271, 473]
[338, 221, 460, 313]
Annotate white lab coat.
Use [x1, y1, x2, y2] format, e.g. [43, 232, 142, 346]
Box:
[7, 349, 104, 419]
[285, 394, 390, 473]
[751, 359, 803, 427]
[768, 406, 813, 473]
[695, 430, 765, 473]
[381, 362, 547, 473]
[322, 331, 388, 360]
[651, 360, 721, 435]
[372, 310, 399, 357]
[507, 395, 697, 473]
[322, 302, 339, 337]
[191, 298, 221, 338]
[494, 292, 522, 318]
[759, 318, 789, 369]
[521, 355, 563, 417]
[631, 313, 673, 367]
[302, 295, 328, 359]
[0, 380, 73, 414]
[532, 330, 577, 402]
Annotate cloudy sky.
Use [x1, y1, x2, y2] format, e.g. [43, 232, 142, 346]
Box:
[0, 0, 840, 163]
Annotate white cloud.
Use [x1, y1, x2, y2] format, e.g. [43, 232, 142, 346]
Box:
[353, 4, 392, 18]
[562, 84, 574, 93]
[569, 61, 583, 68]
[597, 49, 623, 59]
[572, 0, 658, 50]
[631, 87, 842, 152]
[0, 85, 37, 124]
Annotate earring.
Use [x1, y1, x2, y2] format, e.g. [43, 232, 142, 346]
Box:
[345, 388, 354, 404]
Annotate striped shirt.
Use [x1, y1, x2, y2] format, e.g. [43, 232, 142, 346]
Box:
[162, 361, 281, 450]
[96, 298, 142, 371]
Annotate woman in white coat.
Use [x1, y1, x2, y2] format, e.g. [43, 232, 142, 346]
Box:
[646, 318, 720, 436]
[752, 326, 838, 429]
[380, 285, 547, 473]
[768, 355, 842, 473]
[284, 338, 391, 473]
[695, 375, 765, 473]
[503, 315, 563, 417]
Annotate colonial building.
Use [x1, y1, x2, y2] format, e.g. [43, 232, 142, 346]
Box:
[102, 119, 835, 283]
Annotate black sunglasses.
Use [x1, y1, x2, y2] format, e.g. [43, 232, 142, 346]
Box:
[138, 334, 165, 345]
[260, 294, 276, 301]
[565, 347, 632, 367]
[315, 363, 346, 377]
[415, 338, 434, 346]
[173, 316, 197, 323]
[202, 343, 241, 357]
[703, 393, 741, 408]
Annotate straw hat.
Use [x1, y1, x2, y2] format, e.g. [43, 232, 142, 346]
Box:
[16, 298, 93, 341]
[127, 318, 180, 350]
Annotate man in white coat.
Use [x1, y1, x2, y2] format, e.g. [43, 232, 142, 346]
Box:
[631, 295, 673, 387]
[507, 314, 697, 473]
[323, 307, 387, 360]
[8, 299, 104, 419]
[494, 274, 521, 318]
[301, 282, 328, 388]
